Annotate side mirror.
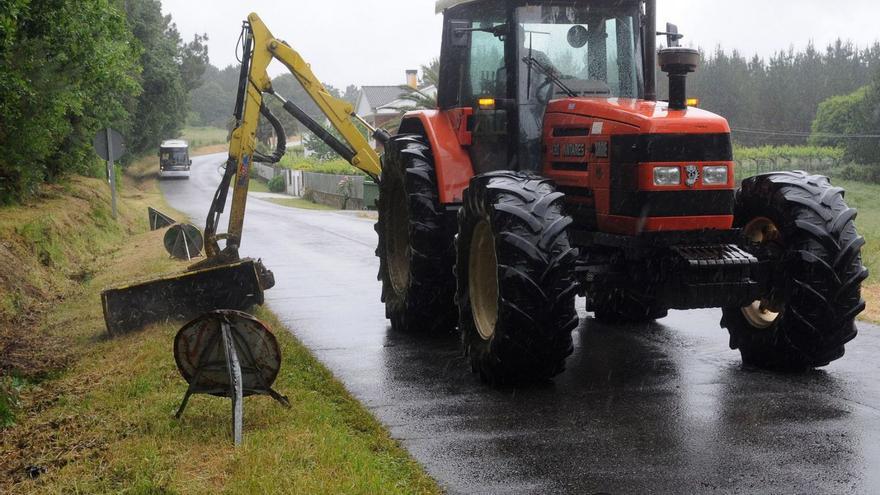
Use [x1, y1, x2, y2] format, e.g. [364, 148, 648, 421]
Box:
[449, 20, 470, 48]
[658, 22, 684, 48]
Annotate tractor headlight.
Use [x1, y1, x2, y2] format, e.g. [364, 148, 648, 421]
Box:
[703, 166, 729, 185]
[653, 166, 681, 186]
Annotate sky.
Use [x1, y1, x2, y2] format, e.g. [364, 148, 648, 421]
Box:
[162, 0, 880, 89]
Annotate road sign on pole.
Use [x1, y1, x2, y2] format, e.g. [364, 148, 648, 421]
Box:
[93, 128, 124, 220]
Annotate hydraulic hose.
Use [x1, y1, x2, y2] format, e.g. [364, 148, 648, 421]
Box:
[254, 102, 287, 164]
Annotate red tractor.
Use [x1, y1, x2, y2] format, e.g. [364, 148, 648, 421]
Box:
[103, 1, 867, 386]
[375, 0, 868, 382]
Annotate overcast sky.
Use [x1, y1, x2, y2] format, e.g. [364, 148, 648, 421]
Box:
[162, 0, 880, 89]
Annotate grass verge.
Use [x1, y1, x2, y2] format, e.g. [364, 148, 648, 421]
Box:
[247, 178, 271, 193]
[0, 156, 439, 494]
[262, 197, 338, 211]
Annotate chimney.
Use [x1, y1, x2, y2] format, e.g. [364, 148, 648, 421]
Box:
[406, 69, 418, 89]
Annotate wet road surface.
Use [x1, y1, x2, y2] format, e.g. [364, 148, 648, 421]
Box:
[161, 153, 880, 494]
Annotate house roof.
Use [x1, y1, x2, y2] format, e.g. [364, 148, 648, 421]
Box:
[359, 86, 410, 111]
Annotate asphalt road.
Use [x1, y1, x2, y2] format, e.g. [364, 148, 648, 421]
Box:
[161, 153, 880, 494]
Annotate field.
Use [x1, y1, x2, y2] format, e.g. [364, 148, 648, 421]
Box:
[833, 179, 880, 278]
[179, 126, 230, 150]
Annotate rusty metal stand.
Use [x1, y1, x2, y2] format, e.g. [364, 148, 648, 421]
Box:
[174, 313, 290, 446]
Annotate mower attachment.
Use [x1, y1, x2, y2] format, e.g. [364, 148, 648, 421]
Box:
[101, 259, 274, 337]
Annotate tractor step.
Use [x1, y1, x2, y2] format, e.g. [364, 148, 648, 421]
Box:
[671, 244, 758, 268]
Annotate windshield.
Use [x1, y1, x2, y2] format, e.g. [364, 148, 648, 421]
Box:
[515, 2, 643, 170]
[517, 3, 642, 99]
[161, 149, 188, 162]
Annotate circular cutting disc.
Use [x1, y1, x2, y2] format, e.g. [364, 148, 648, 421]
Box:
[174, 310, 282, 397]
[164, 223, 204, 260]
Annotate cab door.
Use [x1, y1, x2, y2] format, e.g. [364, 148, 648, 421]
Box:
[438, 2, 510, 175]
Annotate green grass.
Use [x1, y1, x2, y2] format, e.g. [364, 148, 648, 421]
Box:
[247, 178, 271, 193]
[16, 218, 64, 268]
[264, 197, 337, 211]
[833, 179, 880, 280]
[0, 380, 17, 428]
[179, 126, 229, 149]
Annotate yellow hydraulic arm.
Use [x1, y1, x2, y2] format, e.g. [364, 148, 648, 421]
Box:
[203, 13, 385, 261]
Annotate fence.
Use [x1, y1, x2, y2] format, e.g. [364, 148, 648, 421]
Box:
[253, 162, 369, 209]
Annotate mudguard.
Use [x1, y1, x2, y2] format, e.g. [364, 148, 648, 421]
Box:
[399, 110, 475, 204]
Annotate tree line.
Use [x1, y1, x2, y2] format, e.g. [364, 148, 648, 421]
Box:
[193, 40, 879, 161]
[0, 0, 208, 204]
[680, 40, 880, 154]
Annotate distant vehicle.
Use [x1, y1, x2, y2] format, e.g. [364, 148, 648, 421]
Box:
[159, 140, 191, 179]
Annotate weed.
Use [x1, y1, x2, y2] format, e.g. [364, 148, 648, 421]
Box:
[16, 218, 63, 268]
[0, 378, 22, 428]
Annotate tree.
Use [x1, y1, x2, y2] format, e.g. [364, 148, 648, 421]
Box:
[188, 64, 240, 127]
[681, 40, 880, 146]
[343, 85, 360, 105]
[421, 57, 440, 87]
[811, 75, 880, 164]
[0, 0, 141, 203]
[303, 122, 369, 161]
[124, 0, 209, 154]
[179, 33, 210, 92]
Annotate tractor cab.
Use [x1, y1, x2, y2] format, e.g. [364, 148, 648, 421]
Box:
[437, 0, 647, 174]
[434, 0, 734, 236]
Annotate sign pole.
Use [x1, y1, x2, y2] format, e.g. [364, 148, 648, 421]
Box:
[106, 128, 118, 220]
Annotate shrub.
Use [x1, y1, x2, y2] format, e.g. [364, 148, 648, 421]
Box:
[268, 175, 286, 193]
[811, 83, 880, 165]
[841, 164, 880, 183]
[734, 145, 845, 162]
[278, 153, 365, 176]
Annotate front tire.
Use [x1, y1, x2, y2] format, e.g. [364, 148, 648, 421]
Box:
[722, 171, 868, 370]
[376, 135, 457, 334]
[456, 172, 579, 383]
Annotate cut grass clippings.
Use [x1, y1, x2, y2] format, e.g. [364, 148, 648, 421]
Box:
[0, 155, 439, 494]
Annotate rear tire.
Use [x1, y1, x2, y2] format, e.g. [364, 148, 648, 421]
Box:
[722, 171, 868, 370]
[590, 290, 668, 324]
[376, 135, 457, 334]
[456, 172, 578, 384]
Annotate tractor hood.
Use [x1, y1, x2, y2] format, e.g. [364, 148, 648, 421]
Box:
[545, 98, 731, 135]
